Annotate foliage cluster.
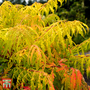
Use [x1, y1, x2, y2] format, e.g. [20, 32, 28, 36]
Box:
[55, 0, 87, 22]
[0, 1, 90, 90]
[55, 0, 90, 45]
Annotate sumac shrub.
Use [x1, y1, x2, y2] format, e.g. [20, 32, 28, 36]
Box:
[0, 0, 90, 90]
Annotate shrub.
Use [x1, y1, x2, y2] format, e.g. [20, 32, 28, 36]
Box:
[0, 1, 90, 90]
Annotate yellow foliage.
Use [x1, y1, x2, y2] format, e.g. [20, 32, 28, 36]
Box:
[0, 0, 90, 90]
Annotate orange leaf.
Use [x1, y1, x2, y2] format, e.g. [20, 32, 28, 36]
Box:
[51, 70, 54, 81]
[56, 67, 64, 72]
[70, 68, 76, 89]
[47, 63, 55, 68]
[0, 81, 2, 85]
[76, 70, 82, 86]
[0, 86, 3, 90]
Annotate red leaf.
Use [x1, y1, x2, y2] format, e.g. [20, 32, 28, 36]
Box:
[47, 63, 55, 68]
[89, 87, 90, 90]
[23, 86, 31, 90]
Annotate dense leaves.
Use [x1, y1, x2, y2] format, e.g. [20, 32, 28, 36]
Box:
[0, 0, 90, 90]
